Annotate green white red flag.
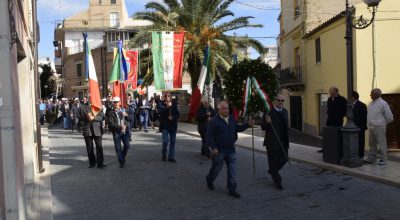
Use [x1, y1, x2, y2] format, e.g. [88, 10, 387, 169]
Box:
[83, 33, 101, 115]
[241, 76, 272, 116]
[151, 31, 185, 90]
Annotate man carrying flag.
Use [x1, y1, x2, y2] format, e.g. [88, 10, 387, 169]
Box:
[79, 33, 106, 169]
[188, 46, 211, 121]
[260, 94, 289, 190]
[108, 40, 128, 106]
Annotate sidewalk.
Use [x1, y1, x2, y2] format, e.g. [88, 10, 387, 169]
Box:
[178, 122, 400, 188]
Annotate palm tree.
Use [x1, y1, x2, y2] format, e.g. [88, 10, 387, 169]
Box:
[130, 0, 264, 89]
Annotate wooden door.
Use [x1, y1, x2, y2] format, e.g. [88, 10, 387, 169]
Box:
[381, 94, 400, 150]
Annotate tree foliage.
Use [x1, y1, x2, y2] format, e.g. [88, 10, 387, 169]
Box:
[222, 59, 278, 115]
[129, 0, 264, 89]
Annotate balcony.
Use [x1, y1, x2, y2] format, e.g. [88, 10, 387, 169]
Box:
[66, 46, 83, 55]
[107, 41, 129, 52]
[278, 66, 305, 91]
[54, 49, 61, 57]
[54, 57, 62, 66]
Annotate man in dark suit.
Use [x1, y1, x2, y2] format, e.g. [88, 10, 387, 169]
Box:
[196, 98, 216, 158]
[261, 94, 289, 190]
[79, 105, 106, 169]
[351, 91, 368, 159]
[138, 95, 150, 132]
[326, 86, 347, 127]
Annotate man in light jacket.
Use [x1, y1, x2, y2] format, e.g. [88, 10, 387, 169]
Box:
[366, 88, 393, 165]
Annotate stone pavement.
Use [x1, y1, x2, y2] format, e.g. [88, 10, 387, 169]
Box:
[44, 124, 400, 219]
[178, 122, 400, 188]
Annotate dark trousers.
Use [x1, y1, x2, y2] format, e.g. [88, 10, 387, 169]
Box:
[358, 130, 366, 158]
[206, 151, 237, 192]
[84, 135, 104, 167]
[199, 130, 211, 156]
[39, 111, 45, 125]
[267, 149, 288, 183]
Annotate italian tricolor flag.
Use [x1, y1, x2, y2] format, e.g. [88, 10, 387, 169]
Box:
[151, 31, 185, 90]
[84, 33, 101, 115]
[188, 46, 211, 121]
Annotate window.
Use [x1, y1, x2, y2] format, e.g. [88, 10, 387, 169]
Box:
[76, 62, 82, 77]
[111, 0, 116, 4]
[110, 12, 119, 27]
[315, 37, 321, 63]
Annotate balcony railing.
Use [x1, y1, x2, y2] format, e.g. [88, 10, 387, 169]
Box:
[107, 41, 130, 52]
[278, 66, 304, 86]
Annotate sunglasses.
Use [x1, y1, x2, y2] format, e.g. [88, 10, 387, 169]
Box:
[277, 99, 285, 102]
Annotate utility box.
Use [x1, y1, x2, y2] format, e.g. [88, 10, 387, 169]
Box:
[322, 126, 343, 164]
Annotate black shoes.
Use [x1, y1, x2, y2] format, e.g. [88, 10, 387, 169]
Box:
[274, 182, 283, 191]
[97, 164, 106, 169]
[228, 191, 241, 199]
[119, 163, 125, 168]
[88, 164, 96, 168]
[317, 149, 323, 153]
[162, 155, 166, 161]
[168, 158, 177, 163]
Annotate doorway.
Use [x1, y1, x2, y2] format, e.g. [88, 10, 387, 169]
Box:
[290, 96, 302, 131]
[381, 94, 400, 150]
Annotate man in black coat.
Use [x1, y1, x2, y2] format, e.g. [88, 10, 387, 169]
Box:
[261, 94, 289, 190]
[106, 97, 131, 168]
[79, 105, 106, 169]
[196, 98, 216, 158]
[351, 91, 368, 159]
[326, 86, 347, 127]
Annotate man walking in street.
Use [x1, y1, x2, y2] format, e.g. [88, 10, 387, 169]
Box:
[79, 104, 106, 169]
[157, 92, 179, 162]
[366, 88, 393, 165]
[39, 99, 46, 125]
[196, 98, 216, 158]
[70, 98, 82, 132]
[318, 86, 347, 153]
[205, 101, 253, 198]
[106, 97, 131, 168]
[351, 91, 368, 159]
[261, 94, 289, 190]
[138, 95, 150, 132]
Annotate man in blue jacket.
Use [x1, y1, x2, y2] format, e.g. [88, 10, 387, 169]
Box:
[205, 101, 253, 199]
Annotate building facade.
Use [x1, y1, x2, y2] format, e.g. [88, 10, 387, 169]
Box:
[303, 0, 400, 150]
[0, 0, 41, 219]
[54, 0, 150, 99]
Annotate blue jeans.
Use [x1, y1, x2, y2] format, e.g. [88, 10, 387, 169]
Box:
[63, 117, 70, 129]
[206, 151, 237, 191]
[140, 113, 149, 131]
[162, 130, 176, 159]
[112, 132, 130, 164]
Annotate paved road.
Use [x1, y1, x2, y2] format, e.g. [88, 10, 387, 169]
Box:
[49, 127, 400, 220]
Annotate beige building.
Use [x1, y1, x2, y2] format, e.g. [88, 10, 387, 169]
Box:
[0, 0, 41, 219]
[278, 0, 363, 131]
[302, 0, 400, 150]
[54, 0, 151, 99]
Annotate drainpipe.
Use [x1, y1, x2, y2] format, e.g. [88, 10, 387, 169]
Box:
[33, 0, 44, 173]
[371, 20, 377, 89]
[0, 0, 19, 218]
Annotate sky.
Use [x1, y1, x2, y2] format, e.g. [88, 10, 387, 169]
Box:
[37, 0, 280, 60]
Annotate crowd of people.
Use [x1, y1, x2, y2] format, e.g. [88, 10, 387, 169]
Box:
[39, 86, 392, 199]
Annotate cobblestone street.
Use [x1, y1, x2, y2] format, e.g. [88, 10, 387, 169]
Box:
[49, 127, 400, 220]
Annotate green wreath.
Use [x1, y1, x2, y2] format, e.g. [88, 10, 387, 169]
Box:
[222, 59, 278, 116]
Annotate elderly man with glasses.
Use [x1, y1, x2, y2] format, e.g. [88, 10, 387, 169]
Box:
[261, 94, 289, 190]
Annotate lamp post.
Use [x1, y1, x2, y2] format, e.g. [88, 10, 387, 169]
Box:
[341, 0, 382, 167]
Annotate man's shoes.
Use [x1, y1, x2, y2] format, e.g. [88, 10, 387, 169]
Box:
[168, 158, 177, 163]
[364, 158, 376, 164]
[162, 155, 166, 161]
[377, 159, 386, 165]
[274, 182, 284, 191]
[88, 164, 96, 168]
[206, 180, 214, 190]
[119, 163, 125, 168]
[97, 164, 106, 169]
[129, 137, 132, 142]
[144, 130, 148, 133]
[228, 191, 241, 199]
[317, 149, 323, 153]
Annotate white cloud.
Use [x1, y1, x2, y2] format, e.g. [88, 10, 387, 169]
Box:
[37, 0, 89, 19]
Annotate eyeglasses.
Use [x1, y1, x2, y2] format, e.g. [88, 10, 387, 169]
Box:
[277, 99, 285, 102]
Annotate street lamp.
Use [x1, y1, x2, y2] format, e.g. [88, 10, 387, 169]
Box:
[341, 0, 382, 167]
